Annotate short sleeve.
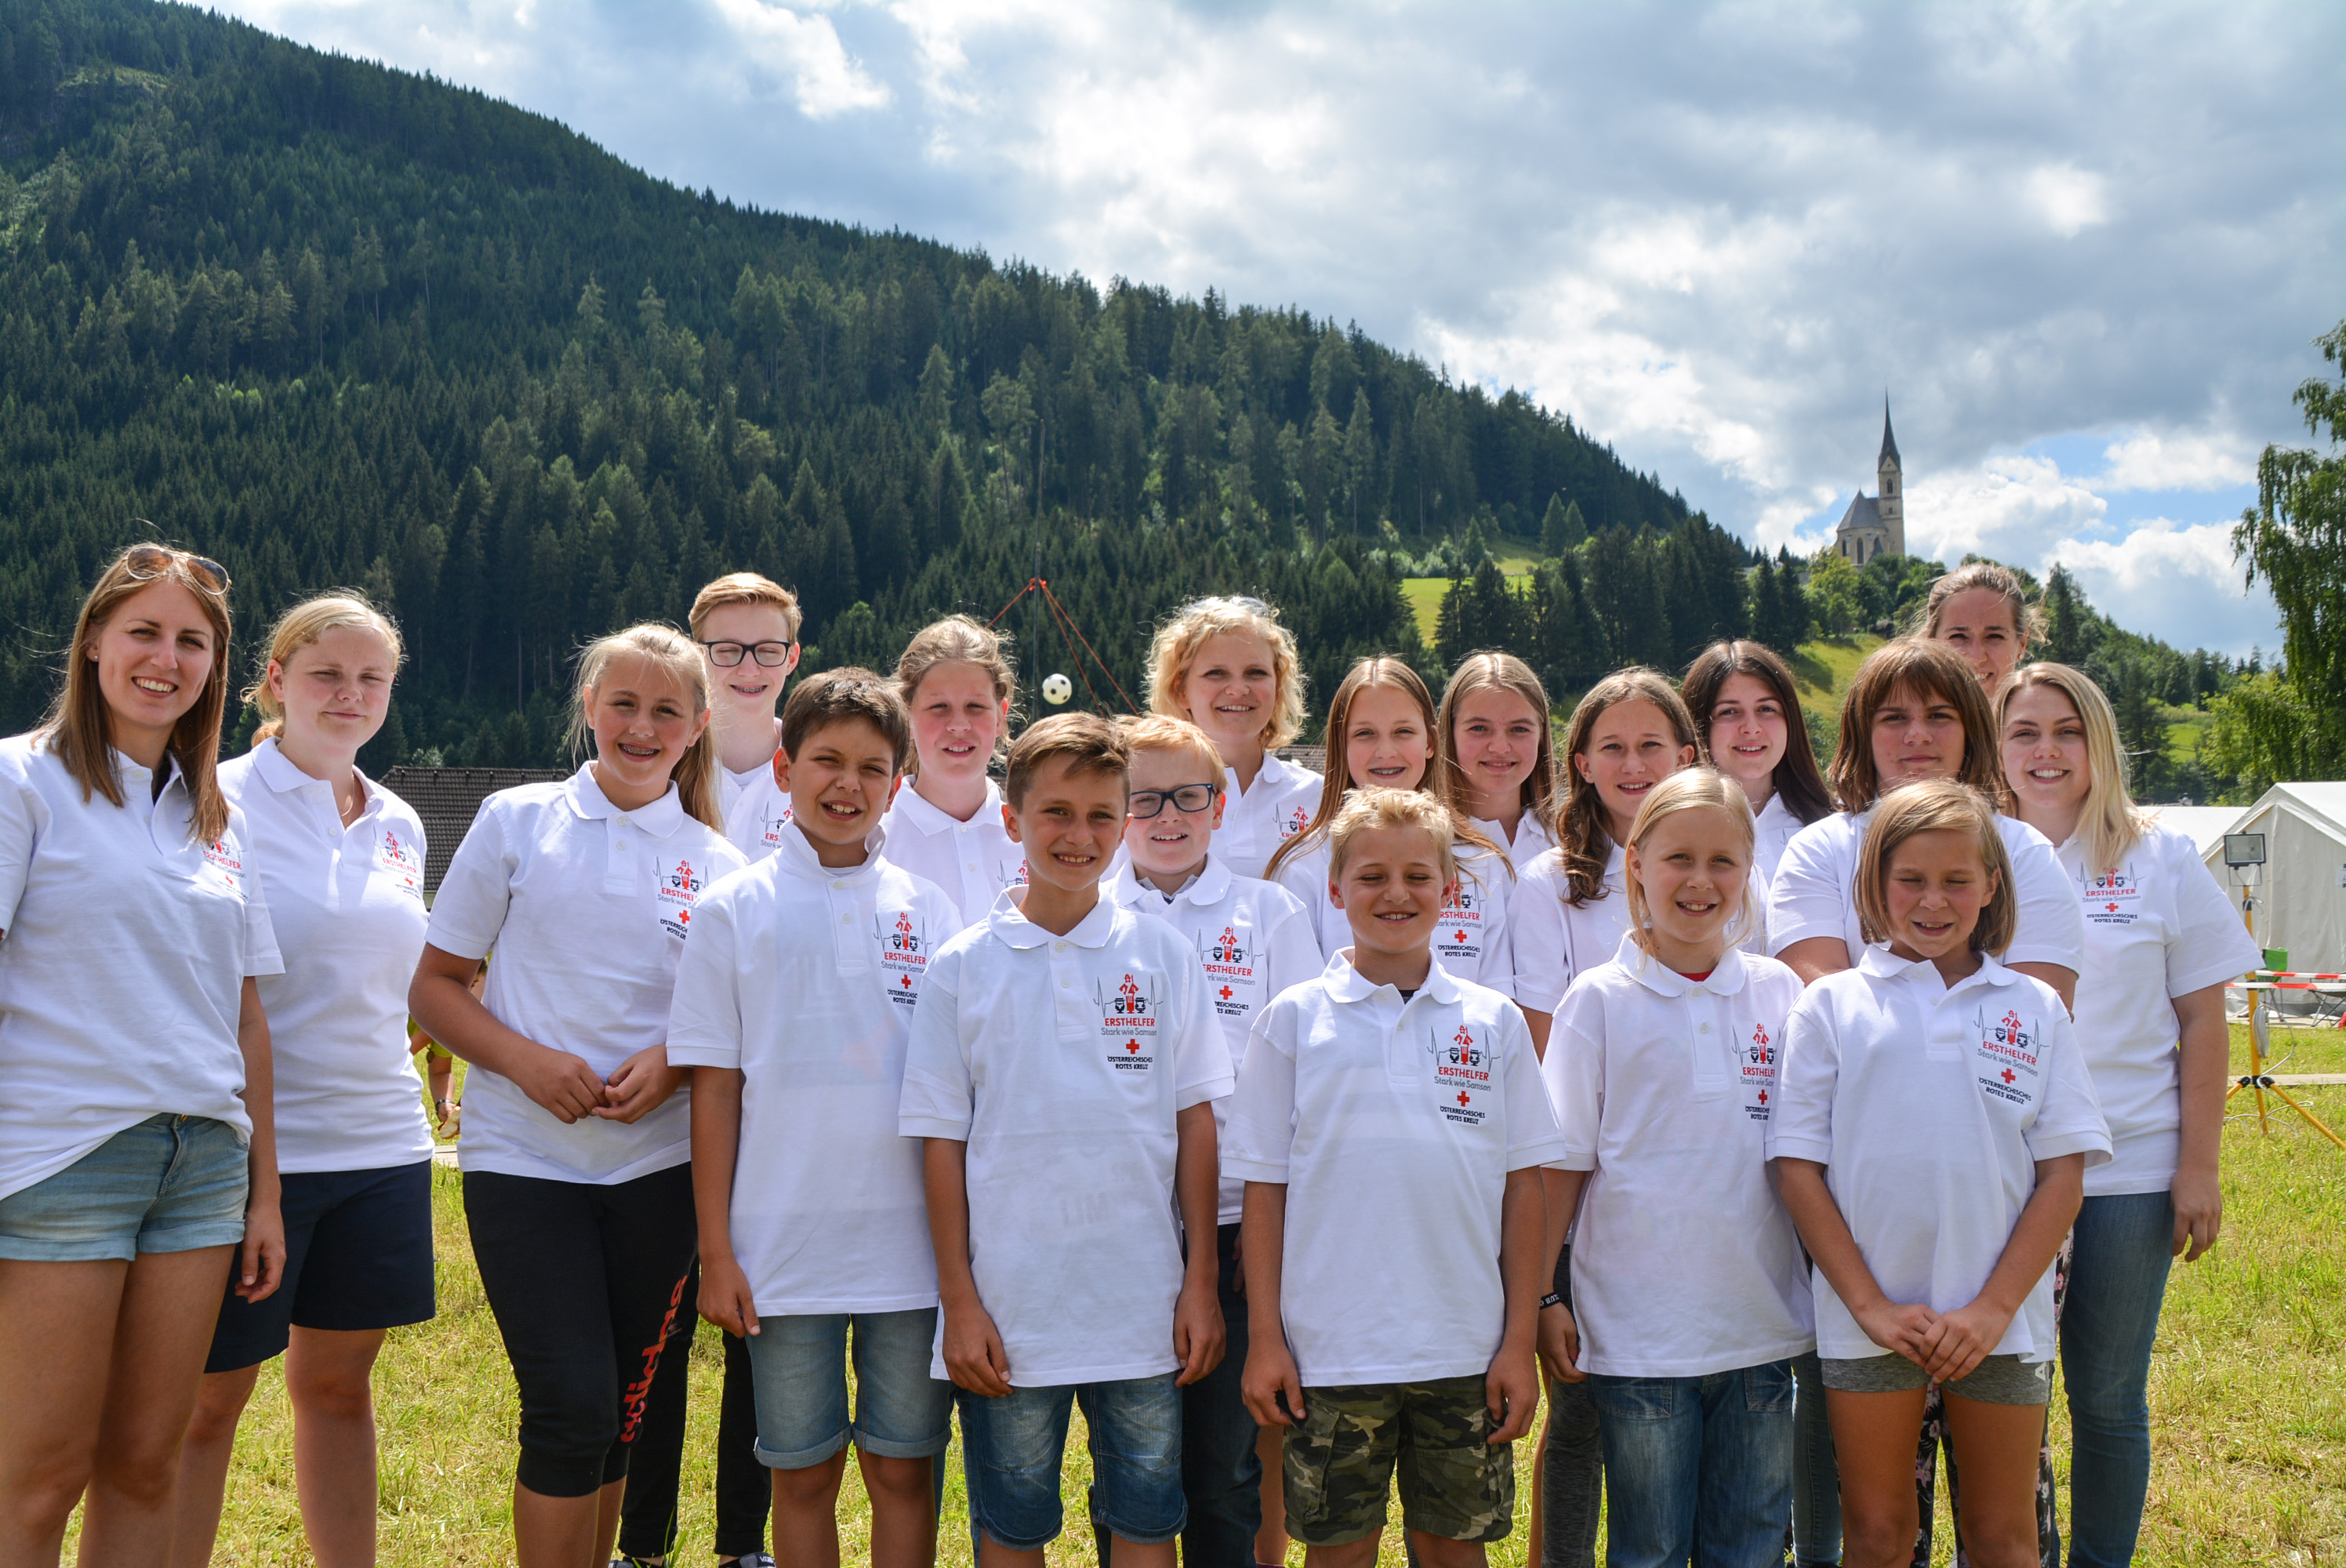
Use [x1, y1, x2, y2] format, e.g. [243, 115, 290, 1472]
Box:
[424, 799, 518, 961]
[2162, 833, 2261, 998]
[1767, 988, 1841, 1165]
[1273, 844, 1336, 953]
[1508, 855, 1571, 1014]
[1541, 975, 1608, 1172]
[0, 760, 42, 931]
[664, 886, 744, 1070]
[2022, 1005, 2113, 1167]
[238, 858, 285, 979]
[1767, 818, 1852, 960]
[1168, 951, 1235, 1111]
[896, 942, 974, 1141]
[1498, 1000, 1567, 1170]
[1737, 866, 1771, 955]
[1222, 1004, 1299, 1184]
[2002, 821, 2086, 973]
[1262, 892, 1324, 1001]
[1465, 849, 1516, 997]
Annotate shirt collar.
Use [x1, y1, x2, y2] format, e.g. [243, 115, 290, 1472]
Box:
[1856, 943, 2023, 998]
[564, 762, 688, 837]
[1322, 946, 1465, 1006]
[986, 886, 1119, 950]
[1111, 853, 1230, 910]
[893, 778, 1003, 837]
[250, 736, 318, 793]
[773, 817, 888, 883]
[1617, 931, 1751, 998]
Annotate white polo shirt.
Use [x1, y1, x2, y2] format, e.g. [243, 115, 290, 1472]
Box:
[1767, 949, 2111, 1363]
[878, 779, 1026, 926]
[1752, 793, 1810, 888]
[1543, 937, 1813, 1377]
[427, 765, 746, 1186]
[667, 825, 962, 1313]
[1768, 808, 2085, 975]
[721, 764, 794, 862]
[1470, 809, 1557, 873]
[1216, 752, 1322, 880]
[1109, 855, 1324, 1224]
[1273, 822, 1515, 996]
[2057, 825, 2261, 1196]
[0, 736, 283, 1202]
[898, 892, 1230, 1386]
[1226, 952, 1565, 1386]
[221, 740, 433, 1174]
[1510, 845, 1770, 1017]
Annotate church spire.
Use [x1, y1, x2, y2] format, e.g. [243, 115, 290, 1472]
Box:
[1879, 394, 1901, 467]
[1876, 393, 1904, 557]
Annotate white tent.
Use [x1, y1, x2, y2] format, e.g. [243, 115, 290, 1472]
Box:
[2143, 804, 2246, 858]
[2203, 783, 2346, 974]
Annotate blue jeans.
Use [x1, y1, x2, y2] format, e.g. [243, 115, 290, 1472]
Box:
[1589, 1360, 1796, 1568]
[957, 1374, 1186, 1550]
[0, 1113, 248, 1261]
[2061, 1192, 2175, 1568]
[1792, 1348, 1842, 1564]
[742, 1307, 953, 1468]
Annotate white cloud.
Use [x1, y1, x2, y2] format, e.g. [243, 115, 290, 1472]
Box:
[201, 0, 2340, 655]
[2050, 520, 2276, 658]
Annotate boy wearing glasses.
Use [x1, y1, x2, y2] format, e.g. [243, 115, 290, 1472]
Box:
[692, 572, 805, 863]
[1109, 714, 1321, 1567]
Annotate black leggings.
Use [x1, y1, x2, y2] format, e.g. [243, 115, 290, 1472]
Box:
[464, 1164, 699, 1499]
[619, 1261, 774, 1560]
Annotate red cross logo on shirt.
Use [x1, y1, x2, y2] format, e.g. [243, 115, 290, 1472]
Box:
[1218, 985, 1233, 1002]
[899, 974, 913, 989]
[2105, 902, 2119, 913]
[2002, 1067, 2017, 1084]
[1127, 1038, 1141, 1054]
[1454, 928, 1468, 943]
[678, 909, 690, 924]
[1456, 1090, 1472, 1107]
[1757, 1088, 1768, 1105]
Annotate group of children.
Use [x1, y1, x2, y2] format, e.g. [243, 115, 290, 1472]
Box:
[0, 539, 2239, 1568]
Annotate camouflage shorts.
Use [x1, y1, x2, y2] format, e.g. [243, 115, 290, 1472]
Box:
[1282, 1375, 1515, 1547]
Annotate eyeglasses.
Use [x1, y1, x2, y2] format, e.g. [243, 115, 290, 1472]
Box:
[1128, 782, 1219, 819]
[699, 640, 795, 668]
[123, 543, 230, 591]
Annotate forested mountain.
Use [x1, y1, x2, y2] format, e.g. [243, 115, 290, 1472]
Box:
[0, 0, 1737, 764]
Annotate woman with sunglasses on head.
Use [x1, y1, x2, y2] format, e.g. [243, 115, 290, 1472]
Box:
[0, 544, 286, 1566]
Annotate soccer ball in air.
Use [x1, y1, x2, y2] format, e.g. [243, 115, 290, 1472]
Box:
[1042, 673, 1073, 706]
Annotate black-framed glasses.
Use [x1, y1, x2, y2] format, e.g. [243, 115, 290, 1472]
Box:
[123, 543, 230, 591]
[699, 639, 795, 668]
[1129, 782, 1219, 819]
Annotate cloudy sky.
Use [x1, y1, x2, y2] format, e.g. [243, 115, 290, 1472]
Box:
[216, 0, 2342, 656]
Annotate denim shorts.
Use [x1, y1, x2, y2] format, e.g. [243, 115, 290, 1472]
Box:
[741, 1308, 953, 1469]
[0, 1114, 249, 1262]
[205, 1160, 437, 1373]
[1820, 1352, 2054, 1406]
[957, 1374, 1186, 1550]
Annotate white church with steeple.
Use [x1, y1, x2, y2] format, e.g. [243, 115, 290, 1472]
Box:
[1832, 399, 1905, 564]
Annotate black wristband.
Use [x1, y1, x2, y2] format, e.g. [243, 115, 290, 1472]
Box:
[1538, 1291, 1566, 1312]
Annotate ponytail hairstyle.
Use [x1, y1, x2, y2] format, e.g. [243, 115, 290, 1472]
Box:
[1680, 639, 1834, 826]
[1145, 595, 1306, 751]
[1433, 651, 1560, 840]
[1553, 668, 1699, 906]
[1829, 639, 1999, 811]
[1266, 656, 1498, 882]
[1620, 767, 1759, 957]
[1915, 560, 2044, 652]
[568, 624, 724, 833]
[1997, 662, 2145, 878]
[893, 615, 1019, 775]
[41, 542, 235, 845]
[244, 593, 405, 744]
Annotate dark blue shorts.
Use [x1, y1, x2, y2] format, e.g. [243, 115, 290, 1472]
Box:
[205, 1160, 437, 1373]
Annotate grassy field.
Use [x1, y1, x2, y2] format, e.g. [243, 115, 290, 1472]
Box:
[106, 1018, 2344, 1566]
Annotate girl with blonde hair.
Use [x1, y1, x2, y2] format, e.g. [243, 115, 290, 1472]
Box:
[879, 615, 1026, 924]
[1147, 596, 1319, 879]
[409, 623, 745, 1567]
[0, 544, 284, 1566]
[1434, 651, 1560, 869]
[1999, 662, 2257, 1566]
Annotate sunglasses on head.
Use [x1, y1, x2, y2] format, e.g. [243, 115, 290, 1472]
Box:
[123, 543, 231, 592]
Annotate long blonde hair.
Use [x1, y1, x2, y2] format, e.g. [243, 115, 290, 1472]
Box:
[1620, 768, 1758, 956]
[1433, 652, 1560, 842]
[1554, 669, 1698, 906]
[244, 594, 405, 743]
[1146, 596, 1306, 752]
[1997, 662, 2144, 877]
[41, 543, 234, 844]
[569, 624, 724, 832]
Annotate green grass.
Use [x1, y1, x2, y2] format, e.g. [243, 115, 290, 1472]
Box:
[98, 1025, 2346, 1564]
[1402, 577, 1449, 643]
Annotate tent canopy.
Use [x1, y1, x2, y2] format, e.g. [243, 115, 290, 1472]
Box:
[2203, 783, 2346, 974]
[2143, 804, 2245, 858]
